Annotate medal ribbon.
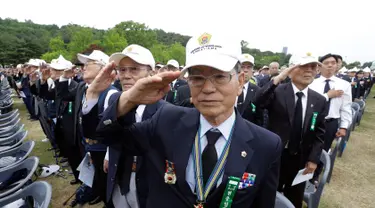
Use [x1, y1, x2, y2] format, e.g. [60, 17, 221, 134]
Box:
[310, 112, 318, 131]
[192, 122, 235, 204]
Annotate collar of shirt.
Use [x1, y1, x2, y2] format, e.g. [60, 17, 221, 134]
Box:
[319, 75, 338, 83]
[199, 109, 236, 141]
[135, 105, 146, 122]
[172, 80, 177, 88]
[291, 82, 308, 96]
[243, 82, 249, 92]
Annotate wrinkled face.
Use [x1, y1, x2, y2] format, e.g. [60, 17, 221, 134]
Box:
[83, 61, 102, 83]
[357, 73, 364, 79]
[269, 63, 279, 75]
[241, 62, 254, 82]
[188, 66, 244, 118]
[364, 72, 370, 78]
[117, 57, 150, 91]
[321, 57, 337, 78]
[50, 68, 63, 80]
[262, 68, 269, 75]
[290, 63, 318, 87]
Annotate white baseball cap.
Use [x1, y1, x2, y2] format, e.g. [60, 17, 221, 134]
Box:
[77, 50, 109, 65]
[166, 59, 179, 68]
[239, 54, 255, 65]
[363, 67, 371, 73]
[49, 55, 74, 71]
[156, 63, 164, 68]
[181, 32, 241, 75]
[25, 59, 40, 67]
[109, 44, 155, 70]
[289, 52, 322, 66]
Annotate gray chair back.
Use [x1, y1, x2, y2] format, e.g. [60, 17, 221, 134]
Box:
[0, 130, 28, 152]
[0, 141, 35, 171]
[0, 181, 52, 208]
[304, 150, 331, 208]
[0, 111, 19, 123]
[328, 138, 341, 182]
[0, 157, 39, 198]
[275, 192, 295, 208]
[0, 110, 19, 119]
[0, 123, 24, 138]
[0, 117, 20, 129]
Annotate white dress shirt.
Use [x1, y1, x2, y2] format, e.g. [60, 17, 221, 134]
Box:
[309, 76, 352, 129]
[291, 83, 309, 125]
[186, 110, 236, 192]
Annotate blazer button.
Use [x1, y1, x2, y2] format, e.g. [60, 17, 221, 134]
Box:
[114, 164, 117, 167]
[111, 177, 115, 181]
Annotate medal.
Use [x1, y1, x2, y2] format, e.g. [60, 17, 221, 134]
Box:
[164, 160, 176, 184]
[219, 176, 240, 208]
[192, 122, 235, 207]
[310, 112, 318, 131]
[251, 103, 256, 113]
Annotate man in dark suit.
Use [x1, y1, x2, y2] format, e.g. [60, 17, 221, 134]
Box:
[174, 84, 194, 107]
[254, 53, 328, 208]
[89, 33, 282, 208]
[237, 54, 264, 126]
[258, 62, 279, 87]
[19, 60, 39, 120]
[163, 59, 188, 103]
[83, 45, 157, 208]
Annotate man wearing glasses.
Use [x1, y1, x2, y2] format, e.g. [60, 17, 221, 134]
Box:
[162, 59, 187, 103]
[83, 44, 163, 208]
[88, 33, 281, 207]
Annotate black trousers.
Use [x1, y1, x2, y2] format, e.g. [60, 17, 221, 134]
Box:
[65, 144, 83, 181]
[278, 149, 305, 208]
[90, 151, 112, 206]
[313, 119, 339, 181]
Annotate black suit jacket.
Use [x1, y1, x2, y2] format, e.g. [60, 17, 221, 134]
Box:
[165, 79, 187, 103]
[254, 81, 328, 164]
[96, 94, 282, 208]
[239, 83, 265, 127]
[83, 93, 164, 207]
[173, 85, 194, 107]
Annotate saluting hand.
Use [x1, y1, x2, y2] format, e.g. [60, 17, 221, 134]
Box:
[87, 62, 117, 97]
[273, 64, 299, 85]
[117, 70, 181, 117]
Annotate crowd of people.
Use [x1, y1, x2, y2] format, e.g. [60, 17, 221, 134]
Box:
[0, 32, 374, 208]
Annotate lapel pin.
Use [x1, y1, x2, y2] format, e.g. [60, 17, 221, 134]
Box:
[103, 119, 112, 125]
[241, 151, 247, 158]
[311, 104, 314, 108]
[251, 89, 254, 91]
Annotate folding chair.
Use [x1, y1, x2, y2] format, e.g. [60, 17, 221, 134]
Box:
[0, 181, 52, 208]
[0, 116, 19, 130]
[0, 109, 19, 119]
[0, 110, 19, 123]
[354, 100, 365, 125]
[0, 157, 39, 198]
[351, 103, 360, 130]
[0, 123, 24, 138]
[327, 138, 341, 182]
[304, 150, 330, 208]
[275, 192, 295, 208]
[0, 130, 28, 152]
[0, 141, 35, 171]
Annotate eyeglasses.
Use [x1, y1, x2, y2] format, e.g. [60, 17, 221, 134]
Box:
[115, 66, 149, 76]
[241, 65, 254, 70]
[187, 73, 234, 87]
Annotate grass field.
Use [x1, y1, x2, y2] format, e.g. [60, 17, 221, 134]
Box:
[14, 93, 375, 208]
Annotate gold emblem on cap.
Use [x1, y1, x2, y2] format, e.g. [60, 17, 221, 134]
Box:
[241, 151, 247, 158]
[127, 47, 133, 52]
[306, 52, 312, 56]
[198, 33, 212, 46]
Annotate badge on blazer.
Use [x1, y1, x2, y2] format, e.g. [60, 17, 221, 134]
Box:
[238, 172, 256, 189]
[164, 160, 176, 184]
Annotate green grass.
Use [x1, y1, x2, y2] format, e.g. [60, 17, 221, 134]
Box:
[15, 92, 375, 208]
[14, 99, 102, 208]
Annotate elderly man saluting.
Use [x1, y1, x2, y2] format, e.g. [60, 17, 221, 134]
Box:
[88, 33, 282, 208]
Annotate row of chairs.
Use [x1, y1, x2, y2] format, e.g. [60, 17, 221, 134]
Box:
[0, 81, 52, 207]
[275, 98, 368, 208]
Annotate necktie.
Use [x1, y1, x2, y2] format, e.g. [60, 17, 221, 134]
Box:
[289, 92, 304, 155]
[202, 129, 221, 186]
[237, 87, 244, 105]
[324, 79, 331, 93]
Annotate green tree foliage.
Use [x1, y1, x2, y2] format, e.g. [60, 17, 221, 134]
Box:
[346, 61, 361, 69]
[101, 29, 128, 55]
[1, 18, 370, 68]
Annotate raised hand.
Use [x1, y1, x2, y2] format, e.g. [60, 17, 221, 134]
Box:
[117, 70, 181, 117]
[87, 62, 117, 96]
[29, 72, 39, 82]
[63, 68, 75, 79]
[273, 64, 300, 85]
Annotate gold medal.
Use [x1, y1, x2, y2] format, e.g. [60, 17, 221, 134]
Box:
[164, 160, 176, 184]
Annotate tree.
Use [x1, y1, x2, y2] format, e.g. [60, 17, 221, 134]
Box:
[67, 27, 95, 58]
[167, 43, 186, 65]
[101, 29, 128, 55]
[49, 36, 66, 51]
[346, 61, 361, 69]
[114, 21, 157, 48]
